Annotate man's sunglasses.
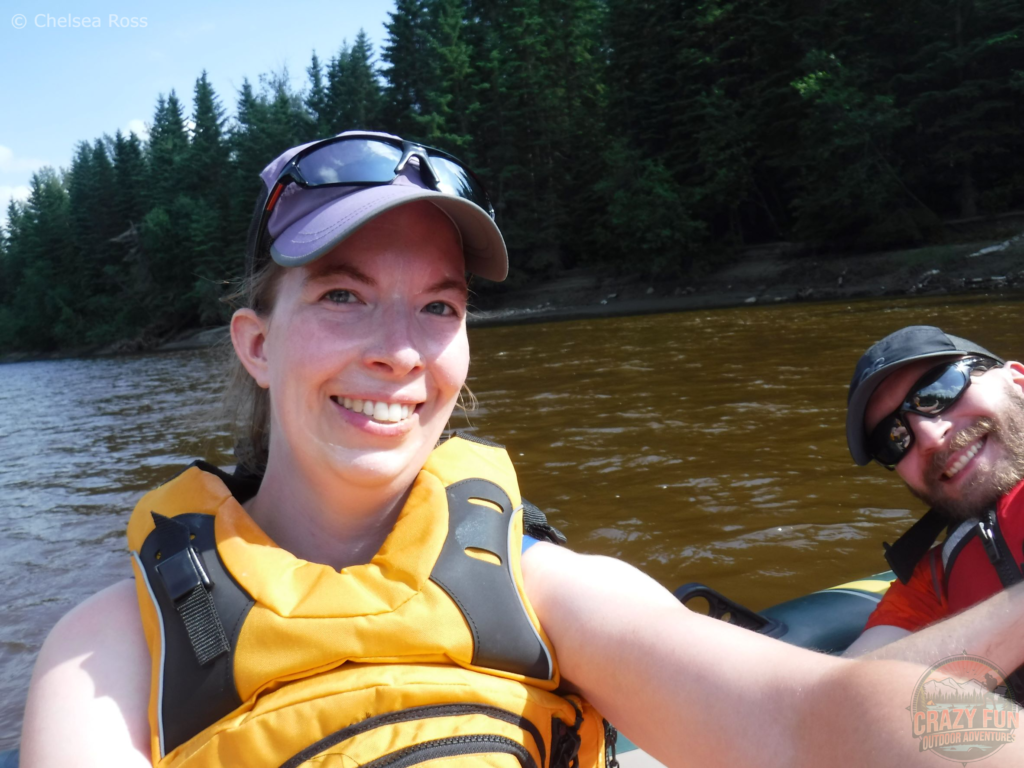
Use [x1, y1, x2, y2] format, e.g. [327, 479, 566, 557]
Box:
[868, 356, 1000, 469]
[252, 133, 494, 267]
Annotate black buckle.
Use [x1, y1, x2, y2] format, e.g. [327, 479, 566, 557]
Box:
[156, 546, 212, 602]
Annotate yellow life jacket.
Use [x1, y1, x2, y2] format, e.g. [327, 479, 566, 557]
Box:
[127, 433, 612, 768]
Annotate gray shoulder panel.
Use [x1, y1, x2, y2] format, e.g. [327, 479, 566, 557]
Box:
[429, 478, 553, 680]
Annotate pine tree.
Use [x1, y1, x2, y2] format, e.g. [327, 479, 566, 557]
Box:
[382, 0, 432, 137]
[188, 72, 230, 201]
[325, 32, 385, 132]
[413, 0, 474, 150]
[180, 72, 234, 321]
[13, 169, 76, 349]
[305, 52, 333, 136]
[111, 129, 148, 229]
[147, 91, 190, 210]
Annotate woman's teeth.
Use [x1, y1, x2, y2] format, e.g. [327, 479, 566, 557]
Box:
[945, 440, 983, 479]
[339, 397, 414, 423]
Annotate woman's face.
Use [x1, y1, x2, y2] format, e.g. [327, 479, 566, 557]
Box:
[250, 201, 470, 492]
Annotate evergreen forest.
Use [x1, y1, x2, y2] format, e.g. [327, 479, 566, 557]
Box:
[2, 0, 1024, 352]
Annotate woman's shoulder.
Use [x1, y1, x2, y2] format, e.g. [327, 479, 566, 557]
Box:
[20, 579, 152, 767]
[45, 578, 146, 650]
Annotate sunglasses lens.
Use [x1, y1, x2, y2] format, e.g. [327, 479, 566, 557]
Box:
[429, 155, 490, 210]
[296, 139, 402, 185]
[907, 365, 968, 415]
[870, 416, 912, 466]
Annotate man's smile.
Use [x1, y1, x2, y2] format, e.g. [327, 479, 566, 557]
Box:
[941, 436, 986, 480]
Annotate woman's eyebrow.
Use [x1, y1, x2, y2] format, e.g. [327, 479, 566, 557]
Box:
[427, 278, 469, 298]
[304, 263, 377, 286]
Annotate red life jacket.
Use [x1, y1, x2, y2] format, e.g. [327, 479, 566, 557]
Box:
[943, 479, 1024, 613]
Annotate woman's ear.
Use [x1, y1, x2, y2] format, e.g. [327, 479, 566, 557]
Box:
[231, 308, 271, 389]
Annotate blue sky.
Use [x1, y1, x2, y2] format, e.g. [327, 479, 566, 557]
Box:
[0, 0, 397, 226]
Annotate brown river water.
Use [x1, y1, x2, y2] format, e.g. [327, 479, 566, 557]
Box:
[1, 293, 1022, 749]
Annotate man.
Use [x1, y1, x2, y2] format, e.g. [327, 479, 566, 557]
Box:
[843, 325, 1024, 657]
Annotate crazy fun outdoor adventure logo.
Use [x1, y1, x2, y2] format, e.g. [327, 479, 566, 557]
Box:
[911, 654, 1021, 763]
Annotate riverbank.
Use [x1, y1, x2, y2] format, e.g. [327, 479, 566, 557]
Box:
[469, 227, 1024, 328]
[3, 225, 1024, 362]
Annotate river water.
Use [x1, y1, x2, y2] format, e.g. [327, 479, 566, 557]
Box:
[1, 293, 1022, 749]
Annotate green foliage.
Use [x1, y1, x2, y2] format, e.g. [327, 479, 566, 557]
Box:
[3, 0, 1024, 353]
[595, 142, 704, 275]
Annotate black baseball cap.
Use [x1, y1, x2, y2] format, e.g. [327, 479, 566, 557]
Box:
[846, 325, 1003, 465]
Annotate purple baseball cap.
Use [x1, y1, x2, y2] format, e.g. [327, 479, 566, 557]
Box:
[255, 131, 508, 281]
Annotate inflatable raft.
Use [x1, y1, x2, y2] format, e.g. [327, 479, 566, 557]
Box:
[0, 572, 893, 768]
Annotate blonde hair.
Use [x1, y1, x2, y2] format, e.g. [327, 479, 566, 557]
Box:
[223, 247, 285, 475]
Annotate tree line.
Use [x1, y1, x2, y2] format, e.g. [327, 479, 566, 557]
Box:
[2, 0, 1023, 352]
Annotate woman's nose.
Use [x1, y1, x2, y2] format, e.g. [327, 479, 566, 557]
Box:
[364, 309, 424, 377]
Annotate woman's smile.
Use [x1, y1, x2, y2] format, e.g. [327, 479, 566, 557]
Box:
[334, 396, 419, 423]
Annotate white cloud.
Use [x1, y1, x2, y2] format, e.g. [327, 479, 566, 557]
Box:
[0, 185, 31, 228]
[0, 145, 46, 175]
[126, 119, 149, 140]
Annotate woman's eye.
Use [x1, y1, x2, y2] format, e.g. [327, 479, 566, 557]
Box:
[424, 301, 455, 316]
[324, 289, 356, 304]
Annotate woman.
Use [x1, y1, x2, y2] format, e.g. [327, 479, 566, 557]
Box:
[20, 132, 1024, 768]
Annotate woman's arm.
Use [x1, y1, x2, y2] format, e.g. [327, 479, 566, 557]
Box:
[20, 579, 152, 768]
[522, 543, 1024, 768]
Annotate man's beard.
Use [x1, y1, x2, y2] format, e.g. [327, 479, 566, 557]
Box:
[909, 386, 1024, 520]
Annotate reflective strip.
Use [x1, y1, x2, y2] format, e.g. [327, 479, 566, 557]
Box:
[942, 519, 978, 570]
[506, 506, 554, 680]
[132, 550, 167, 758]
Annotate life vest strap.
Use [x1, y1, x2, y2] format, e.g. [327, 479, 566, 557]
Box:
[977, 509, 1024, 588]
[152, 513, 229, 666]
[522, 499, 567, 545]
[883, 508, 948, 584]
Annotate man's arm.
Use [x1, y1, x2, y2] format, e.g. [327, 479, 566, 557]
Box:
[523, 542, 1024, 768]
[860, 584, 1024, 668]
[843, 625, 912, 657]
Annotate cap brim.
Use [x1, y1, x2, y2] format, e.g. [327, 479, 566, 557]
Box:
[846, 351, 974, 465]
[269, 185, 508, 281]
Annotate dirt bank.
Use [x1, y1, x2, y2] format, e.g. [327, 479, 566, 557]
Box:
[468, 228, 1024, 327]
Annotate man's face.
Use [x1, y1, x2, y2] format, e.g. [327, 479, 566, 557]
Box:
[864, 358, 1024, 519]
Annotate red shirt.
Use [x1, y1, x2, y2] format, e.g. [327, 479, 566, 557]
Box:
[864, 547, 951, 632]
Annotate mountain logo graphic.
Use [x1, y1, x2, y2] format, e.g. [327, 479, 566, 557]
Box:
[910, 653, 1020, 763]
